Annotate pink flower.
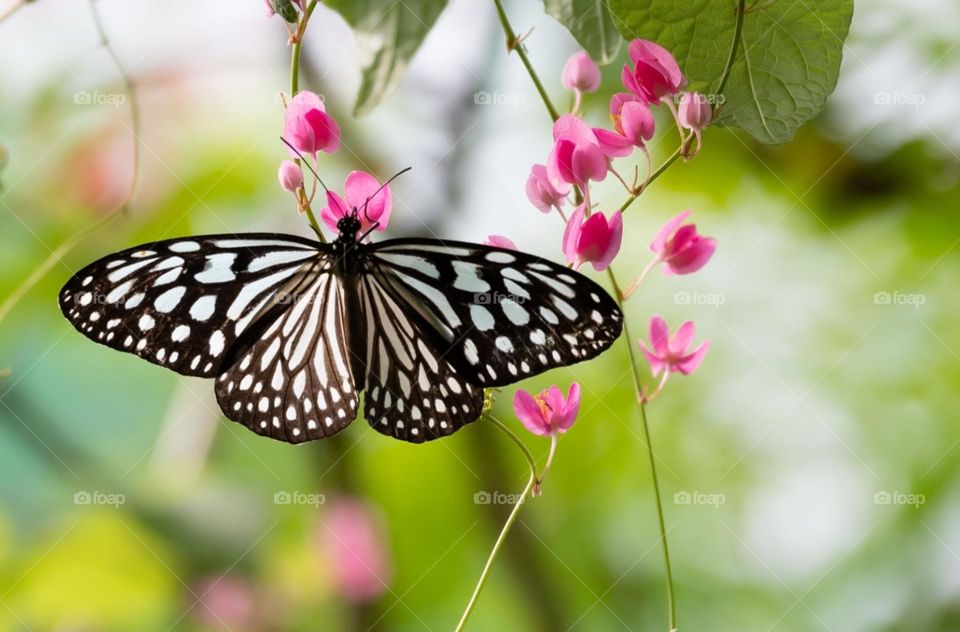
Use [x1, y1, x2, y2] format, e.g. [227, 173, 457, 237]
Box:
[562, 205, 623, 271]
[638, 316, 709, 376]
[651, 210, 716, 275]
[621, 39, 684, 104]
[525, 163, 569, 213]
[546, 115, 612, 187]
[277, 160, 303, 192]
[513, 383, 581, 436]
[320, 171, 392, 235]
[194, 574, 259, 630]
[263, 0, 275, 16]
[610, 94, 655, 147]
[283, 91, 340, 157]
[678, 92, 712, 132]
[319, 497, 391, 604]
[485, 235, 517, 250]
[562, 51, 601, 93]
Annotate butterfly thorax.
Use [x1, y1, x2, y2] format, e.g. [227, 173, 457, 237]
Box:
[332, 215, 364, 274]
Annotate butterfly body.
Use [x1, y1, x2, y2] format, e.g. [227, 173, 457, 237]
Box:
[60, 224, 623, 444]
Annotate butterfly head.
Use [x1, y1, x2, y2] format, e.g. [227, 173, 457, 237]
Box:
[336, 214, 362, 240]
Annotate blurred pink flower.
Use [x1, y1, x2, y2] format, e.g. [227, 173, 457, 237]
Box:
[263, 0, 276, 16]
[194, 574, 259, 631]
[546, 115, 612, 188]
[277, 160, 303, 193]
[621, 39, 684, 104]
[320, 171, 392, 235]
[283, 91, 340, 157]
[513, 383, 581, 436]
[638, 316, 709, 377]
[525, 163, 569, 213]
[485, 235, 517, 250]
[651, 210, 716, 275]
[562, 205, 623, 271]
[562, 51, 601, 93]
[321, 498, 391, 604]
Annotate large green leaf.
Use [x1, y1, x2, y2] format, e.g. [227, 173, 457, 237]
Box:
[544, 0, 622, 64]
[606, 0, 854, 144]
[324, 0, 448, 116]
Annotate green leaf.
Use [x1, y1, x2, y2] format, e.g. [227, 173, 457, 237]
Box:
[324, 0, 448, 116]
[270, 0, 299, 23]
[544, 0, 622, 65]
[606, 0, 854, 144]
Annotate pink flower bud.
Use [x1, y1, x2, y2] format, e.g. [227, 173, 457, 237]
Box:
[677, 92, 712, 132]
[621, 39, 684, 104]
[283, 91, 340, 157]
[562, 51, 601, 93]
[277, 160, 303, 192]
[263, 0, 276, 16]
[562, 205, 623, 271]
[651, 210, 716, 275]
[513, 383, 581, 436]
[525, 164, 569, 213]
[638, 316, 709, 376]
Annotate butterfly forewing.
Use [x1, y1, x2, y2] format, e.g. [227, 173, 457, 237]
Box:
[59, 234, 325, 377]
[359, 273, 484, 442]
[364, 239, 624, 388]
[214, 271, 360, 443]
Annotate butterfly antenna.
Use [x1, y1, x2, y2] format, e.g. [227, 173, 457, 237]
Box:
[360, 167, 412, 222]
[280, 137, 330, 194]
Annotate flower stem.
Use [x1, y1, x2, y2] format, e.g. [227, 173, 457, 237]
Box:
[490, 0, 560, 122]
[456, 415, 538, 632]
[606, 268, 676, 631]
[715, 0, 747, 99]
[287, 0, 323, 237]
[617, 144, 685, 213]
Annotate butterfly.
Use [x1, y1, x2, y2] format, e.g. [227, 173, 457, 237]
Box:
[59, 211, 623, 443]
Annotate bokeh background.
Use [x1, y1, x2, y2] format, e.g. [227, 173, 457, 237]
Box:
[1, 0, 959, 630]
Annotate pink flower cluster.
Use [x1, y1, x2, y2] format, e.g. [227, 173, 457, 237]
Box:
[278, 90, 394, 235]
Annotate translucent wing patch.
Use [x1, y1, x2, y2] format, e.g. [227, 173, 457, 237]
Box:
[59, 234, 324, 377]
[215, 272, 359, 443]
[359, 274, 484, 443]
[364, 239, 623, 387]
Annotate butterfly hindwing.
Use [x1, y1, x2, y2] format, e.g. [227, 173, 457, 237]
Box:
[214, 271, 360, 443]
[59, 234, 325, 378]
[359, 273, 484, 442]
[363, 238, 624, 389]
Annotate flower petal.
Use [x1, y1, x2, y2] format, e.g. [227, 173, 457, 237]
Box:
[676, 340, 710, 375]
[319, 190, 349, 233]
[649, 315, 669, 356]
[344, 171, 391, 230]
[651, 210, 692, 253]
[592, 211, 623, 271]
[513, 389, 548, 436]
[670, 320, 696, 355]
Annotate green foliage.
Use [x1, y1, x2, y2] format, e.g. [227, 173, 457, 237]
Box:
[544, 0, 622, 64]
[606, 0, 854, 143]
[324, 0, 449, 116]
[271, 0, 300, 23]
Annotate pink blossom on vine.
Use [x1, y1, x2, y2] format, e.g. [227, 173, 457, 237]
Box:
[283, 90, 340, 156]
[621, 39, 684, 104]
[639, 316, 710, 377]
[562, 51, 601, 93]
[547, 114, 611, 187]
[526, 163, 569, 213]
[610, 96, 656, 147]
[562, 205, 623, 271]
[319, 497, 391, 603]
[485, 235, 517, 250]
[678, 92, 713, 132]
[277, 160, 302, 192]
[513, 383, 581, 436]
[320, 171, 392, 235]
[651, 210, 716, 275]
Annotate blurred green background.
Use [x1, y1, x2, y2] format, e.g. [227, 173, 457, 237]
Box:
[2, 0, 959, 630]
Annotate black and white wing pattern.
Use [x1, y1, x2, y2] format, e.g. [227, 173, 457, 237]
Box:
[357, 238, 623, 440]
[214, 270, 360, 443]
[59, 233, 325, 378]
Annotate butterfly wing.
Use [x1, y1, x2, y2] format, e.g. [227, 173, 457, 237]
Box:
[214, 270, 360, 443]
[363, 239, 623, 388]
[59, 234, 326, 377]
[358, 271, 484, 442]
